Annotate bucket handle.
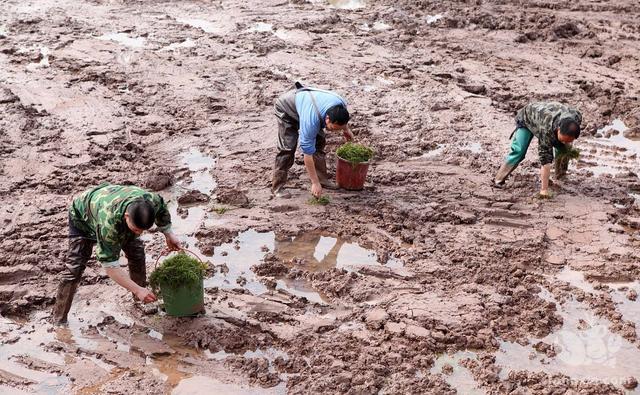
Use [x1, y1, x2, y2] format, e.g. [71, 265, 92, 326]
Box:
[153, 248, 205, 269]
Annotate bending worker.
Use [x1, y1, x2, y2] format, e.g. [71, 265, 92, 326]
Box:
[271, 82, 354, 198]
[52, 183, 181, 324]
[494, 101, 582, 196]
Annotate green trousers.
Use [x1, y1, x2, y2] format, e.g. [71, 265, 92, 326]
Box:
[504, 127, 566, 166]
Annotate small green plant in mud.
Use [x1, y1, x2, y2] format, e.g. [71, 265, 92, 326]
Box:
[213, 206, 228, 215]
[150, 253, 207, 296]
[336, 142, 374, 163]
[308, 196, 330, 206]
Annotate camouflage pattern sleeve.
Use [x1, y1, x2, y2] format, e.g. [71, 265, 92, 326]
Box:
[538, 139, 555, 166]
[152, 193, 172, 232]
[95, 224, 122, 267]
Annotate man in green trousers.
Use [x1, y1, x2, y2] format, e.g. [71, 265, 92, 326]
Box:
[494, 102, 582, 196]
[52, 183, 182, 324]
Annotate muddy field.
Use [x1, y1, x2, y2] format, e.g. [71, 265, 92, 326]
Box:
[1, 0, 640, 393]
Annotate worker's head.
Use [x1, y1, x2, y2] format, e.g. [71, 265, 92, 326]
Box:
[325, 105, 350, 131]
[557, 118, 581, 144]
[124, 199, 155, 236]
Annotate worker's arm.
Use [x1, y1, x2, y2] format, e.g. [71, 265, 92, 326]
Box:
[304, 154, 322, 197]
[342, 125, 354, 141]
[105, 267, 157, 303]
[152, 194, 181, 251]
[539, 164, 552, 196]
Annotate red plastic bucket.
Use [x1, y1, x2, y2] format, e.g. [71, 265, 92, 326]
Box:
[336, 156, 370, 190]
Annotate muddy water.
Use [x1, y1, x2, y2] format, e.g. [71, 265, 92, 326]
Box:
[327, 0, 365, 10]
[429, 351, 484, 394]
[172, 375, 285, 395]
[575, 119, 640, 176]
[204, 230, 405, 303]
[179, 148, 217, 194]
[497, 290, 640, 390]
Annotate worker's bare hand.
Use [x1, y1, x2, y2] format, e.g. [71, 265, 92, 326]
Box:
[135, 288, 157, 304]
[343, 129, 354, 142]
[311, 182, 323, 198]
[539, 189, 550, 197]
[163, 232, 182, 251]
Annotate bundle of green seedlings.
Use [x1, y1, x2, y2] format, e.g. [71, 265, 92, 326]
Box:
[308, 195, 331, 205]
[150, 253, 207, 296]
[336, 142, 374, 163]
[554, 146, 580, 179]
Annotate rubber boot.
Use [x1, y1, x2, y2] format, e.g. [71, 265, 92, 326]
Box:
[494, 163, 517, 186]
[314, 153, 338, 190]
[51, 280, 80, 325]
[271, 170, 291, 198]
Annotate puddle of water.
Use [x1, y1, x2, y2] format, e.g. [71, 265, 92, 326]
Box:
[426, 14, 444, 24]
[160, 39, 196, 52]
[0, 25, 7, 38]
[577, 119, 640, 176]
[274, 232, 402, 273]
[460, 142, 483, 154]
[26, 47, 50, 71]
[97, 33, 145, 48]
[430, 351, 484, 394]
[0, 313, 70, 392]
[607, 281, 640, 334]
[248, 22, 273, 32]
[172, 375, 285, 395]
[176, 17, 235, 36]
[372, 21, 391, 31]
[328, 0, 365, 9]
[275, 278, 328, 304]
[496, 298, 640, 389]
[419, 144, 447, 159]
[180, 148, 217, 194]
[554, 266, 596, 294]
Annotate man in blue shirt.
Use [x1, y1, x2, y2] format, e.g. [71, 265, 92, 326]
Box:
[272, 83, 354, 198]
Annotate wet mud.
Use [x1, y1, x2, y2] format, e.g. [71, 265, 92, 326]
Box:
[1, 0, 640, 393]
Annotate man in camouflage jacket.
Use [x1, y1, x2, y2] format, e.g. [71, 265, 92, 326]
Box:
[52, 183, 181, 324]
[494, 102, 582, 196]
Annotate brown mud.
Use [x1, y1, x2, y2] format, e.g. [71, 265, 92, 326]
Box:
[1, 0, 640, 393]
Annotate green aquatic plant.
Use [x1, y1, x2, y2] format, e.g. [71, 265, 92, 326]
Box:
[308, 196, 331, 206]
[150, 253, 207, 296]
[213, 206, 228, 215]
[336, 142, 374, 164]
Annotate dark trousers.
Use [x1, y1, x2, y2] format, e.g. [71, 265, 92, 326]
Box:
[272, 111, 327, 192]
[64, 218, 147, 287]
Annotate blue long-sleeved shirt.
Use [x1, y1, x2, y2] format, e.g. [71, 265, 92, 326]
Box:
[295, 89, 347, 155]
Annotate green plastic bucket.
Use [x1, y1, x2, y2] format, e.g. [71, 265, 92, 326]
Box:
[160, 279, 205, 317]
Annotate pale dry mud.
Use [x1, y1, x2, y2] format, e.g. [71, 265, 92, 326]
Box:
[1, 0, 640, 393]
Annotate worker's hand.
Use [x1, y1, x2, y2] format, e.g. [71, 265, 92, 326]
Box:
[539, 189, 550, 197]
[311, 182, 323, 198]
[163, 232, 182, 251]
[135, 287, 157, 304]
[343, 129, 354, 142]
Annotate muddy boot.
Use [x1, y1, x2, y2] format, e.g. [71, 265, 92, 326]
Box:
[314, 154, 338, 190]
[493, 163, 516, 187]
[271, 170, 291, 198]
[51, 280, 80, 325]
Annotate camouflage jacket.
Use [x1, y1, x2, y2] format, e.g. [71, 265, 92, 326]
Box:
[69, 183, 171, 266]
[515, 102, 582, 166]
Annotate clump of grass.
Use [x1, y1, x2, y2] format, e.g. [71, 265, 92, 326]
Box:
[336, 142, 374, 163]
[213, 206, 228, 215]
[308, 196, 330, 206]
[556, 147, 581, 161]
[150, 253, 207, 296]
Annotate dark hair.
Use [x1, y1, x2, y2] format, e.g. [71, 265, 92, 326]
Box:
[126, 199, 155, 230]
[558, 118, 580, 139]
[326, 105, 350, 125]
